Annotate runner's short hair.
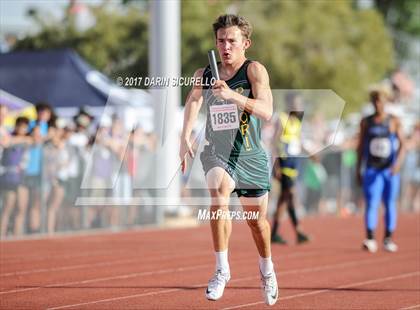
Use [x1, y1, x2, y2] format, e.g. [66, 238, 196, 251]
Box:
[213, 14, 252, 40]
[369, 90, 387, 103]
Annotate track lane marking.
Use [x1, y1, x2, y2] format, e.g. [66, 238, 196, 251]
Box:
[0, 251, 323, 295]
[223, 271, 420, 310]
[43, 255, 416, 310]
[400, 304, 420, 310]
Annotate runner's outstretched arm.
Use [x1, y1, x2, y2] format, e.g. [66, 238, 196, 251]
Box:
[180, 68, 205, 173]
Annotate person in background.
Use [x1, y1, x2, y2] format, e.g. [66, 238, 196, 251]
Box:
[0, 104, 10, 208]
[0, 117, 31, 237]
[303, 155, 327, 214]
[20, 102, 54, 233]
[44, 120, 70, 235]
[356, 89, 406, 253]
[108, 116, 130, 229]
[86, 125, 113, 228]
[401, 122, 420, 212]
[127, 125, 155, 226]
[0, 104, 10, 154]
[30, 102, 53, 137]
[271, 92, 310, 245]
[20, 125, 44, 233]
[64, 109, 94, 230]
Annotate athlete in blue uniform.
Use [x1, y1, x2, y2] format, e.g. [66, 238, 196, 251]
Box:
[356, 90, 405, 253]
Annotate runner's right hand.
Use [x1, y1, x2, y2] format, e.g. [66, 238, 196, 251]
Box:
[180, 138, 194, 174]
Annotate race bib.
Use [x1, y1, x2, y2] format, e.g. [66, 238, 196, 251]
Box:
[287, 140, 301, 156]
[209, 104, 239, 131]
[369, 138, 391, 158]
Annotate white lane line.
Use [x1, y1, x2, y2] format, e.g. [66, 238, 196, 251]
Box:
[1, 258, 136, 277]
[0, 232, 207, 263]
[47, 288, 188, 310]
[0, 237, 324, 266]
[0, 246, 208, 267]
[0, 249, 121, 264]
[0, 251, 320, 286]
[0, 263, 212, 295]
[0, 250, 314, 295]
[400, 304, 420, 310]
[0, 251, 210, 277]
[44, 254, 415, 310]
[222, 271, 420, 310]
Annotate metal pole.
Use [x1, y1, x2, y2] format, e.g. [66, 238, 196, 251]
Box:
[149, 0, 181, 226]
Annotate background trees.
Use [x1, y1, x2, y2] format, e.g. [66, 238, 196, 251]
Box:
[13, 0, 413, 112]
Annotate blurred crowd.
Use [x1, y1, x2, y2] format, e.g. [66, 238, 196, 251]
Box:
[0, 102, 157, 237]
[0, 70, 419, 238]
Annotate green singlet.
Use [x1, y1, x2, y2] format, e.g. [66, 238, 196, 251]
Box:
[199, 59, 271, 197]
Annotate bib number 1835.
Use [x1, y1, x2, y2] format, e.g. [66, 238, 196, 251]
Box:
[209, 104, 239, 131]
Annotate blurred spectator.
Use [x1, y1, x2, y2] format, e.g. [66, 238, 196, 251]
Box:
[391, 68, 415, 102]
[20, 125, 44, 233]
[401, 122, 420, 212]
[108, 116, 130, 229]
[0, 117, 30, 237]
[0, 105, 11, 152]
[22, 101, 54, 232]
[63, 108, 94, 229]
[127, 125, 151, 225]
[303, 155, 327, 214]
[86, 125, 113, 228]
[338, 133, 360, 216]
[30, 102, 53, 136]
[44, 122, 71, 234]
[73, 107, 94, 132]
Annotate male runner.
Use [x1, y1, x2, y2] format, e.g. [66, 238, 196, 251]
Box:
[356, 89, 405, 253]
[179, 14, 278, 305]
[271, 92, 310, 245]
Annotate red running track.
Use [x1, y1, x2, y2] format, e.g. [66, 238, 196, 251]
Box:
[0, 214, 419, 309]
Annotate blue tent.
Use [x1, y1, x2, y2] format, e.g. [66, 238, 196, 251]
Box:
[0, 49, 108, 108]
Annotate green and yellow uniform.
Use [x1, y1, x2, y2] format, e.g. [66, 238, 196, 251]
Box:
[200, 59, 271, 197]
[274, 112, 302, 189]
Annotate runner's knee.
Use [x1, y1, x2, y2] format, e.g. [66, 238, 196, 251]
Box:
[246, 217, 266, 232]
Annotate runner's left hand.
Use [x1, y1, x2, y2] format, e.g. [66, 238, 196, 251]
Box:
[390, 163, 401, 175]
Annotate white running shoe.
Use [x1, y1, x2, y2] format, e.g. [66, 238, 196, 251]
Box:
[205, 269, 230, 301]
[260, 270, 279, 306]
[384, 238, 398, 252]
[362, 239, 378, 253]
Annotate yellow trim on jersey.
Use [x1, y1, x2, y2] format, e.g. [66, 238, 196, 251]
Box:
[279, 112, 301, 143]
[281, 167, 299, 178]
[277, 112, 302, 156]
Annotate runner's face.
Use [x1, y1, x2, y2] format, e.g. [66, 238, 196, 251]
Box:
[216, 26, 250, 65]
[373, 95, 385, 114]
